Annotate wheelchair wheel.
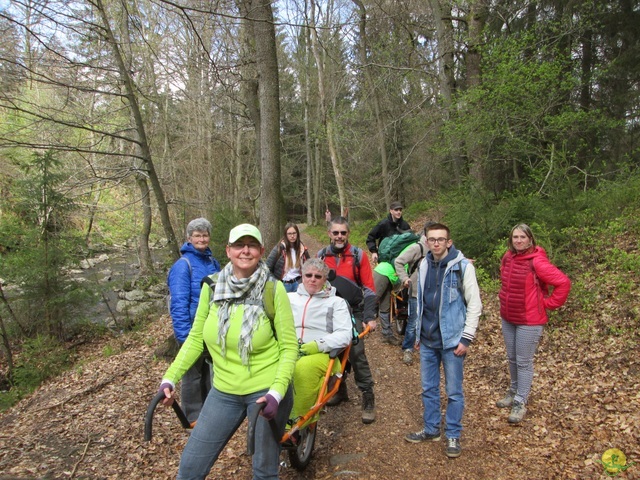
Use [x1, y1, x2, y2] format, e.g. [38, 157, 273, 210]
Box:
[288, 422, 317, 470]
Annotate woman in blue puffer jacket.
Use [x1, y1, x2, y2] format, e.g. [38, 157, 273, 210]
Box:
[167, 217, 221, 424]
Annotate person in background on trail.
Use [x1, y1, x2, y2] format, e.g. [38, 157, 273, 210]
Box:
[159, 224, 298, 480]
[367, 201, 412, 347]
[287, 258, 353, 421]
[325, 208, 332, 225]
[404, 223, 482, 459]
[266, 222, 310, 293]
[394, 221, 436, 365]
[167, 217, 221, 424]
[497, 223, 571, 424]
[318, 217, 378, 424]
[366, 201, 411, 265]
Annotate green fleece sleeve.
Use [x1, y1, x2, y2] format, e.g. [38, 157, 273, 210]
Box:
[269, 281, 298, 398]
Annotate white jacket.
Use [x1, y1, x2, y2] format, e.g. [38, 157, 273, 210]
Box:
[287, 284, 353, 352]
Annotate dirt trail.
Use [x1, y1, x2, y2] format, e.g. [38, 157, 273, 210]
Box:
[0, 227, 638, 479]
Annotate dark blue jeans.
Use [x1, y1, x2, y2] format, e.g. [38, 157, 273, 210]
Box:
[401, 297, 418, 351]
[420, 344, 465, 439]
[283, 280, 299, 293]
[177, 386, 293, 480]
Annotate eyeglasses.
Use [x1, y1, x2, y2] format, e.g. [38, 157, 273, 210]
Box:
[304, 273, 324, 279]
[191, 233, 210, 239]
[286, 231, 297, 236]
[331, 230, 348, 236]
[229, 242, 261, 250]
[427, 237, 449, 245]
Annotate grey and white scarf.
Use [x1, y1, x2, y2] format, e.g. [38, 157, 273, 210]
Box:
[214, 261, 270, 365]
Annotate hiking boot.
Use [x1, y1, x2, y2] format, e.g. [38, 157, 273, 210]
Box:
[508, 401, 527, 424]
[445, 438, 462, 458]
[496, 390, 515, 408]
[404, 430, 441, 443]
[361, 391, 376, 424]
[382, 334, 402, 346]
[402, 349, 413, 365]
[326, 378, 348, 406]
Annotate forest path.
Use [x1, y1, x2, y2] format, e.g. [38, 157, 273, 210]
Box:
[0, 226, 638, 479]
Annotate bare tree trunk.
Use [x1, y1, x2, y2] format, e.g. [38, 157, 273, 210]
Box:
[303, 12, 313, 225]
[429, 0, 462, 181]
[310, 0, 347, 215]
[314, 137, 322, 222]
[466, 0, 488, 185]
[239, 0, 283, 248]
[0, 283, 18, 375]
[239, 1, 261, 217]
[94, 0, 179, 260]
[352, 0, 390, 208]
[84, 183, 102, 246]
[136, 175, 153, 274]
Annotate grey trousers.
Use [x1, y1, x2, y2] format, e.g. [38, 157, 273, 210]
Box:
[347, 311, 375, 393]
[180, 351, 213, 423]
[500, 319, 543, 405]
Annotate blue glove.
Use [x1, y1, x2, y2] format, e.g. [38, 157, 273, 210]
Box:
[259, 394, 279, 421]
[300, 341, 319, 356]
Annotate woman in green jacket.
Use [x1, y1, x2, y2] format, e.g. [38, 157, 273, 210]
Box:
[158, 224, 298, 480]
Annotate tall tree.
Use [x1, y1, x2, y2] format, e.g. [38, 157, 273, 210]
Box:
[240, 0, 283, 247]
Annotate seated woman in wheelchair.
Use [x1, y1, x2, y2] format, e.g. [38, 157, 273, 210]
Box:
[287, 258, 353, 421]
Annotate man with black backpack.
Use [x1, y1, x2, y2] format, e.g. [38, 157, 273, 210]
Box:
[318, 217, 378, 424]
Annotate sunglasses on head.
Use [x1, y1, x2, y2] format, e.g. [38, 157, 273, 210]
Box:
[304, 273, 323, 279]
[331, 230, 348, 236]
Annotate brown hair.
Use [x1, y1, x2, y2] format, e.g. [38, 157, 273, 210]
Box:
[425, 222, 450, 238]
[283, 222, 302, 268]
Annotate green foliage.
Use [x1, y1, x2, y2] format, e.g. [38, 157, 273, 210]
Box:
[444, 31, 621, 196]
[0, 150, 93, 339]
[0, 335, 71, 410]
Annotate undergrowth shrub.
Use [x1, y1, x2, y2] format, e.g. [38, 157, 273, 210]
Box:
[0, 335, 71, 410]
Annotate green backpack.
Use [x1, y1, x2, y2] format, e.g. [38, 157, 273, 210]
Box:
[378, 232, 421, 265]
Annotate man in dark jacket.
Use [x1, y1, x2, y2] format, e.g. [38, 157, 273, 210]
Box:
[366, 201, 411, 264]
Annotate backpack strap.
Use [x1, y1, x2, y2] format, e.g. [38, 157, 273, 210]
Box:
[319, 245, 362, 286]
[351, 246, 362, 286]
[180, 256, 192, 275]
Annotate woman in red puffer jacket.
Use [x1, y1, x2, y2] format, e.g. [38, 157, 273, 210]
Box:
[497, 224, 571, 424]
